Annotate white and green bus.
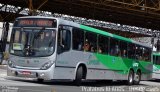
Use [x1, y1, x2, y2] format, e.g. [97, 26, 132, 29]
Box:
[152, 52, 160, 79]
[7, 16, 152, 85]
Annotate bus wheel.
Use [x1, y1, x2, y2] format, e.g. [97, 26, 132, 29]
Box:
[74, 66, 83, 86]
[0, 60, 2, 65]
[127, 70, 134, 85]
[134, 71, 141, 85]
[37, 78, 44, 83]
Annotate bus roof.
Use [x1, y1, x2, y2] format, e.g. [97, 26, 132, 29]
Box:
[16, 16, 58, 20]
[16, 16, 151, 49]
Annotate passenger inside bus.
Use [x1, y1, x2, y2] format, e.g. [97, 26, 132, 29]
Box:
[110, 42, 120, 56]
[122, 49, 127, 57]
[90, 46, 95, 52]
[98, 46, 102, 53]
[83, 39, 90, 51]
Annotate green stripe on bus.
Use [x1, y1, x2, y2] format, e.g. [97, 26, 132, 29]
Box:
[80, 25, 132, 43]
[94, 53, 152, 74]
[153, 52, 160, 56]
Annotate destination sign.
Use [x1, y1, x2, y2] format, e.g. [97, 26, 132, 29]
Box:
[15, 18, 57, 27]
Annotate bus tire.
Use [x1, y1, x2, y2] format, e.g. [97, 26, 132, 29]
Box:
[37, 78, 44, 83]
[0, 55, 3, 65]
[127, 70, 134, 85]
[74, 66, 83, 86]
[0, 53, 3, 65]
[0, 60, 2, 65]
[134, 71, 141, 85]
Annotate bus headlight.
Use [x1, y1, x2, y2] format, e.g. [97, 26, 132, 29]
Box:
[41, 62, 53, 70]
[8, 60, 15, 68]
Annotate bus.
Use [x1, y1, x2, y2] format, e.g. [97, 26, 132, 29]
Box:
[7, 16, 152, 85]
[152, 52, 160, 79]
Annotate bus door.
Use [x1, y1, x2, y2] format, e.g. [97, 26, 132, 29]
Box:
[56, 25, 72, 67]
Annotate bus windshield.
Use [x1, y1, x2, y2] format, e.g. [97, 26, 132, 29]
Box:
[10, 28, 56, 57]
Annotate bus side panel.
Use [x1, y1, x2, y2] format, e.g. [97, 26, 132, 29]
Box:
[138, 61, 153, 80]
[53, 67, 75, 79]
[55, 50, 128, 80]
[93, 53, 130, 80]
[86, 69, 127, 80]
[56, 50, 99, 79]
[55, 50, 152, 80]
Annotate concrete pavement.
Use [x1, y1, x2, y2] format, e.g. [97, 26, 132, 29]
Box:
[0, 65, 160, 92]
[0, 64, 7, 69]
[0, 65, 7, 80]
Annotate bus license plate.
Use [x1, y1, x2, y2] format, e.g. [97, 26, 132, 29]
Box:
[21, 71, 31, 75]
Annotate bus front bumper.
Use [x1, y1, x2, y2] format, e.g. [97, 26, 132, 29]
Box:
[7, 64, 55, 80]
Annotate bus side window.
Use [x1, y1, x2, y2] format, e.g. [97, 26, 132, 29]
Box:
[153, 55, 156, 64]
[72, 28, 84, 51]
[98, 35, 109, 54]
[58, 26, 71, 54]
[109, 38, 120, 56]
[142, 47, 151, 61]
[120, 41, 128, 58]
[135, 45, 143, 60]
[128, 43, 136, 59]
[84, 32, 97, 52]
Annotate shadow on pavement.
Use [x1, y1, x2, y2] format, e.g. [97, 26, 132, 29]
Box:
[6, 78, 146, 87]
[148, 79, 160, 83]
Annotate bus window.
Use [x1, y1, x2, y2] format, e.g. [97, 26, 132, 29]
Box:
[84, 32, 97, 52]
[120, 41, 128, 58]
[58, 26, 71, 53]
[72, 28, 84, 51]
[128, 43, 136, 59]
[142, 47, 151, 61]
[153, 55, 156, 64]
[155, 56, 160, 65]
[14, 30, 20, 43]
[98, 35, 109, 54]
[135, 45, 143, 60]
[109, 38, 120, 56]
[21, 32, 26, 44]
[33, 30, 55, 48]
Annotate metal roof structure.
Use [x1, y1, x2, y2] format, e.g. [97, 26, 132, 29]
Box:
[0, 0, 160, 38]
[0, 0, 160, 30]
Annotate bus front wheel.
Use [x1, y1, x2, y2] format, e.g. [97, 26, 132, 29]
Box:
[74, 66, 83, 86]
[37, 78, 44, 83]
